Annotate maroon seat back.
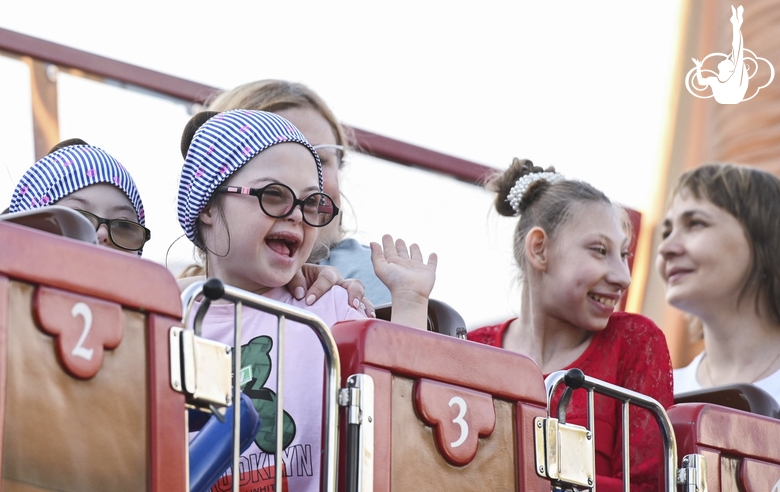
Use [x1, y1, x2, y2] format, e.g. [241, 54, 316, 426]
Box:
[670, 403, 780, 491]
[333, 319, 550, 491]
[0, 220, 186, 491]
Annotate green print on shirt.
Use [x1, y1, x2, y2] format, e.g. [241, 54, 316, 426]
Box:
[238, 335, 297, 452]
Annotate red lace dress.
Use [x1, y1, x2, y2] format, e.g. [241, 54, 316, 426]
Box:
[468, 312, 673, 492]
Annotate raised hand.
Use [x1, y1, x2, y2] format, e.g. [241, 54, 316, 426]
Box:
[370, 234, 438, 329]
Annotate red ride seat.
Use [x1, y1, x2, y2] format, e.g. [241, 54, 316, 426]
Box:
[0, 220, 187, 491]
[670, 403, 780, 491]
[333, 319, 550, 491]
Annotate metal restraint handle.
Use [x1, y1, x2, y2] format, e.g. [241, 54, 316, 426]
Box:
[184, 277, 226, 338]
[181, 278, 342, 492]
[545, 369, 678, 492]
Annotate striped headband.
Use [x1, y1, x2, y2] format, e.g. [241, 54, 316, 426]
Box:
[9, 144, 145, 226]
[177, 109, 322, 242]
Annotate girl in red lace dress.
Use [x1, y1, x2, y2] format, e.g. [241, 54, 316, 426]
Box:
[468, 158, 673, 491]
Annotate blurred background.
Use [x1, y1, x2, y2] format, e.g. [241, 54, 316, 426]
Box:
[4, 0, 776, 366]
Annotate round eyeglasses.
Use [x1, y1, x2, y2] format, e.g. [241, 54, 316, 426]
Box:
[215, 183, 339, 228]
[76, 210, 151, 251]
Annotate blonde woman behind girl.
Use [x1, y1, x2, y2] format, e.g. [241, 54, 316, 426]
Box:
[178, 109, 436, 492]
[468, 158, 673, 492]
[657, 163, 780, 401]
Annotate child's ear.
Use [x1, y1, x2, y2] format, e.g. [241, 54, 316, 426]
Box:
[199, 203, 216, 226]
[525, 227, 549, 272]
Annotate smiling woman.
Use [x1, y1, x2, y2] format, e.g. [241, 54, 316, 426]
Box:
[657, 163, 780, 401]
[467, 157, 673, 492]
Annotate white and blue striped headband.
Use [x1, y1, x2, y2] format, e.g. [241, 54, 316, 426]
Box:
[177, 109, 322, 242]
[9, 144, 145, 226]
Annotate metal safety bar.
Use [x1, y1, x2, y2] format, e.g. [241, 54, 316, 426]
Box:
[545, 369, 678, 492]
[181, 278, 342, 492]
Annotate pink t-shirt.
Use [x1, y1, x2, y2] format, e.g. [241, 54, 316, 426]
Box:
[197, 286, 364, 492]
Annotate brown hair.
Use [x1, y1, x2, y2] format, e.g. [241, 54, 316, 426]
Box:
[489, 158, 622, 274]
[672, 163, 780, 324]
[207, 79, 349, 163]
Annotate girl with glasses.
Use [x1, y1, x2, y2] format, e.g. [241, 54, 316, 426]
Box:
[207, 80, 394, 305]
[467, 158, 673, 491]
[178, 109, 436, 492]
[8, 139, 151, 255]
[8, 138, 362, 309]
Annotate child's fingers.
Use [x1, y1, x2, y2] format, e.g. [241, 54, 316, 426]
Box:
[370, 241, 386, 267]
[394, 237, 410, 259]
[409, 243, 423, 262]
[427, 252, 439, 272]
[381, 234, 396, 259]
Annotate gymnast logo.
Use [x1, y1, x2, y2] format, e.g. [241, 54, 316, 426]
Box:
[685, 5, 774, 104]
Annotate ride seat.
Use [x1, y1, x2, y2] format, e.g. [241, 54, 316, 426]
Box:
[0, 220, 186, 491]
[675, 383, 780, 419]
[374, 298, 466, 337]
[670, 403, 780, 491]
[332, 319, 550, 491]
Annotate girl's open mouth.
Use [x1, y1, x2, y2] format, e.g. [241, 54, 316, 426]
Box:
[265, 232, 302, 258]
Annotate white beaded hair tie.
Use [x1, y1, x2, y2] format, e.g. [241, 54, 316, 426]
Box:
[506, 172, 565, 214]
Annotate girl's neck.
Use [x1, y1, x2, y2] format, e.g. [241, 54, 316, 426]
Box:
[503, 287, 594, 374]
[697, 299, 780, 384]
[206, 269, 273, 298]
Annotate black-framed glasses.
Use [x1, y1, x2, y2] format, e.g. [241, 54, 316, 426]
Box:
[76, 210, 151, 251]
[215, 183, 339, 228]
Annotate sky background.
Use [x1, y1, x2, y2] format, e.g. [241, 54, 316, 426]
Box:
[0, 1, 684, 327]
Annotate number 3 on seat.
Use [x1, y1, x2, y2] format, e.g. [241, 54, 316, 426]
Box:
[414, 378, 496, 466]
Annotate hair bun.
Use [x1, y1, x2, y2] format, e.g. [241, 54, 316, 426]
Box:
[180, 111, 220, 158]
[488, 158, 560, 216]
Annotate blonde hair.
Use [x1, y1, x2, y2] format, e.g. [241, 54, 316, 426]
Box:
[207, 79, 349, 162]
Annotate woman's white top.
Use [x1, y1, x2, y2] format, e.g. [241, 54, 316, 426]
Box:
[674, 351, 780, 404]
